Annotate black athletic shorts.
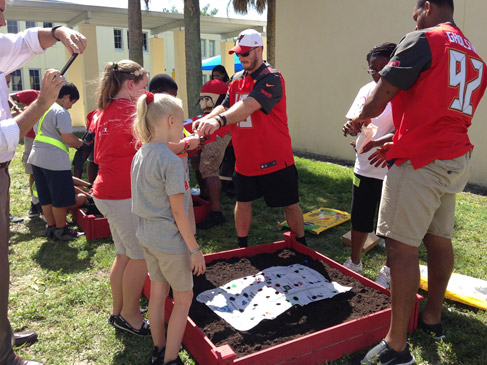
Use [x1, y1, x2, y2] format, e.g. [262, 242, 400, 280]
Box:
[32, 165, 75, 208]
[350, 172, 383, 232]
[233, 164, 299, 207]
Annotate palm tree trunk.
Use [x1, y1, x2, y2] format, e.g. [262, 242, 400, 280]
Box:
[128, 0, 144, 66]
[184, 0, 202, 117]
[266, 0, 275, 66]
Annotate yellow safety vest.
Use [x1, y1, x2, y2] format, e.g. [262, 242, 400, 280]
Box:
[34, 108, 69, 154]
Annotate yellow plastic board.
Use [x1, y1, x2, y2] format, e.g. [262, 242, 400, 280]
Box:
[279, 208, 350, 235]
[419, 265, 487, 310]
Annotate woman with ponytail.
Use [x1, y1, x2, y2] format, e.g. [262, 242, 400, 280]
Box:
[92, 60, 150, 336]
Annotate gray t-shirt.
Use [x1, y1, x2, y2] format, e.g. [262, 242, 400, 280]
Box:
[28, 102, 72, 171]
[131, 142, 190, 254]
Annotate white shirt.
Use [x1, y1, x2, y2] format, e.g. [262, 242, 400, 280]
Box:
[346, 81, 395, 180]
[0, 28, 44, 162]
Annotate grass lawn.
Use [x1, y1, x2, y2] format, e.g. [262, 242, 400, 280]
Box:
[7, 143, 487, 364]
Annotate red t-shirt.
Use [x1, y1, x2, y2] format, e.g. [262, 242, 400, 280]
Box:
[382, 23, 487, 168]
[16, 90, 40, 139]
[222, 62, 294, 176]
[86, 109, 99, 132]
[92, 99, 138, 200]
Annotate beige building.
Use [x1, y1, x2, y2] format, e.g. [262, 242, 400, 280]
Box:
[275, 0, 487, 186]
[4, 0, 265, 126]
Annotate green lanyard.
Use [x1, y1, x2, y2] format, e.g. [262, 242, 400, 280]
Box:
[34, 107, 69, 154]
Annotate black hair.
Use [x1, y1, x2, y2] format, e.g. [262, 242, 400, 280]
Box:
[366, 42, 397, 63]
[211, 65, 230, 83]
[149, 74, 178, 94]
[215, 94, 226, 107]
[58, 82, 79, 101]
[417, 0, 454, 12]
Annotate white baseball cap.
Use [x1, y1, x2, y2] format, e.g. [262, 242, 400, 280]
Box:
[229, 29, 263, 55]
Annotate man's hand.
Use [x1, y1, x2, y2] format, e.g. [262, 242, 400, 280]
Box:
[368, 142, 393, 168]
[196, 117, 220, 137]
[36, 69, 65, 108]
[350, 115, 371, 135]
[342, 120, 360, 137]
[54, 26, 87, 55]
[191, 251, 206, 276]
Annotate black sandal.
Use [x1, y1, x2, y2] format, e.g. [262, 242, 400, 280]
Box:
[114, 314, 151, 336]
[149, 346, 165, 364]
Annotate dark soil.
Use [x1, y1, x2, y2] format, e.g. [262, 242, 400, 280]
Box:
[190, 248, 391, 358]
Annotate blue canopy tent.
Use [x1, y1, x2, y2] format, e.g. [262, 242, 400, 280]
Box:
[202, 54, 243, 72]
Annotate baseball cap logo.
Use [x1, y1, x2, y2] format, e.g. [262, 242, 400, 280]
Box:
[238, 34, 245, 42]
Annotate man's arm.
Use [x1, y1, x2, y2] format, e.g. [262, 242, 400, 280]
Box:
[196, 97, 261, 136]
[38, 26, 87, 55]
[16, 69, 65, 138]
[351, 77, 400, 128]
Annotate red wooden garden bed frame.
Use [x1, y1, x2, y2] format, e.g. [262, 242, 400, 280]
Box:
[70, 207, 111, 241]
[144, 232, 422, 364]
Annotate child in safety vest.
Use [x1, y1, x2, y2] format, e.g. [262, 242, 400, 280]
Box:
[27, 82, 86, 241]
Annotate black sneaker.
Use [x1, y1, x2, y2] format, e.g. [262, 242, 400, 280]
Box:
[114, 314, 151, 336]
[28, 202, 42, 217]
[149, 346, 165, 365]
[53, 226, 84, 241]
[45, 225, 56, 239]
[417, 312, 445, 339]
[196, 211, 225, 229]
[108, 314, 118, 326]
[361, 339, 415, 364]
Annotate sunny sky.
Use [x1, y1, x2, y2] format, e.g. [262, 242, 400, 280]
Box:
[60, 0, 267, 21]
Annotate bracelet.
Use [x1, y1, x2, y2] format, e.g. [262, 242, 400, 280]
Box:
[213, 117, 222, 129]
[190, 247, 201, 256]
[218, 114, 227, 127]
[51, 25, 62, 42]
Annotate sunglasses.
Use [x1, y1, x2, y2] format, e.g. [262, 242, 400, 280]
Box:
[236, 47, 257, 58]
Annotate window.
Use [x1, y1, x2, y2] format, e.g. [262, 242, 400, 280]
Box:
[202, 74, 208, 83]
[143, 32, 148, 52]
[11, 70, 23, 92]
[43, 22, 53, 28]
[114, 29, 123, 50]
[209, 40, 215, 58]
[25, 21, 37, 29]
[7, 21, 19, 33]
[29, 69, 41, 90]
[201, 39, 206, 58]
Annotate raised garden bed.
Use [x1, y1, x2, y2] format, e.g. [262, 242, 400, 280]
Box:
[71, 195, 209, 241]
[70, 204, 110, 241]
[142, 233, 422, 364]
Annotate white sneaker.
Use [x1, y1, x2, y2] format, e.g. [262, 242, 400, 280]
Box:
[343, 258, 363, 274]
[375, 266, 391, 289]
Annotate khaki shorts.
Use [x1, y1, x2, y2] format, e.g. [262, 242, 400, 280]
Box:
[377, 151, 471, 247]
[143, 247, 193, 292]
[194, 133, 231, 179]
[22, 137, 34, 174]
[93, 197, 145, 260]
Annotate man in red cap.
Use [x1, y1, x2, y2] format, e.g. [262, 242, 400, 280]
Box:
[195, 29, 307, 248]
[190, 79, 231, 229]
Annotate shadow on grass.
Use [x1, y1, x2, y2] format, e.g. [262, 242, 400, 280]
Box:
[111, 328, 153, 364]
[32, 239, 94, 273]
